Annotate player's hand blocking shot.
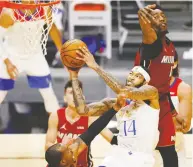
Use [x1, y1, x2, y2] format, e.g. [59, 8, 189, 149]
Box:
[135, 4, 180, 167]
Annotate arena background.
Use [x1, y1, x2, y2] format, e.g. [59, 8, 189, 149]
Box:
[0, 0, 192, 167]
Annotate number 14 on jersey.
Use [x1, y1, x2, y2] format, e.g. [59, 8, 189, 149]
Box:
[124, 120, 137, 136]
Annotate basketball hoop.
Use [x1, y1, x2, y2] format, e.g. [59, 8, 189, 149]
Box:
[0, 0, 61, 58]
[0, 0, 61, 9]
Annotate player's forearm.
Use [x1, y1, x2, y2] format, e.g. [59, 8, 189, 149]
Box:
[121, 85, 158, 100]
[73, 137, 87, 156]
[99, 128, 114, 143]
[142, 31, 157, 44]
[49, 23, 63, 51]
[72, 77, 89, 115]
[71, 78, 88, 115]
[141, 38, 162, 60]
[86, 99, 116, 116]
[92, 65, 125, 94]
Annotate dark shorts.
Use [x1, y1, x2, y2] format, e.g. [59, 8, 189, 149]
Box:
[157, 98, 176, 147]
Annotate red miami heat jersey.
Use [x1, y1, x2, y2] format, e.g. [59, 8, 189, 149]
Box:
[135, 40, 176, 96]
[57, 108, 91, 167]
[135, 39, 177, 147]
[170, 78, 182, 113]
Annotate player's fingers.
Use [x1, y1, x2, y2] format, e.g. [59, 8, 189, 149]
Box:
[13, 72, 17, 79]
[76, 50, 84, 57]
[79, 46, 88, 55]
[144, 7, 154, 14]
[140, 10, 151, 24]
[176, 124, 182, 132]
[75, 56, 85, 61]
[138, 12, 147, 24]
[141, 9, 152, 23]
[82, 46, 91, 56]
[144, 9, 157, 24]
[9, 71, 15, 80]
[13, 67, 19, 76]
[83, 46, 89, 53]
[146, 4, 156, 9]
[78, 46, 85, 54]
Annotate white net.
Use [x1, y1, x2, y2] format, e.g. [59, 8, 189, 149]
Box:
[3, 0, 60, 58]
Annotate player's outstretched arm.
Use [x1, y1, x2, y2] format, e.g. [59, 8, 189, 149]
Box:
[76, 47, 125, 94]
[78, 93, 125, 147]
[49, 22, 63, 51]
[137, 5, 164, 60]
[138, 5, 158, 44]
[121, 84, 158, 101]
[46, 7, 63, 52]
[71, 72, 116, 116]
[45, 112, 58, 151]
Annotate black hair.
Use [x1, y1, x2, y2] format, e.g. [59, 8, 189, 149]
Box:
[45, 144, 62, 167]
[64, 80, 83, 92]
[172, 51, 179, 77]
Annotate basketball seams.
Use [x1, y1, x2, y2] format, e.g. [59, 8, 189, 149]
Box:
[60, 48, 80, 53]
[60, 39, 86, 68]
[61, 55, 84, 67]
[61, 40, 78, 50]
[61, 54, 82, 61]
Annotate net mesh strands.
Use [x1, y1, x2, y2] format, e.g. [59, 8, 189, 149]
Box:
[0, 0, 60, 57]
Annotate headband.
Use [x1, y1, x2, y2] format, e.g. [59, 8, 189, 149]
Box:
[132, 66, 151, 82]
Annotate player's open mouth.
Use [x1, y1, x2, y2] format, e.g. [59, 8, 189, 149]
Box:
[126, 81, 133, 86]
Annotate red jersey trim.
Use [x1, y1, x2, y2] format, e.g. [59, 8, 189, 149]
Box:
[170, 77, 182, 96]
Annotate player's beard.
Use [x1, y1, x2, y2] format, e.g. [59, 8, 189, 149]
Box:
[135, 80, 146, 88]
[153, 24, 169, 37]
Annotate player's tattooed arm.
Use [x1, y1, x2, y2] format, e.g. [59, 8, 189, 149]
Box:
[122, 85, 158, 100]
[69, 137, 87, 157]
[94, 66, 125, 94]
[72, 77, 87, 114]
[76, 47, 125, 94]
[86, 98, 116, 116]
[72, 77, 116, 116]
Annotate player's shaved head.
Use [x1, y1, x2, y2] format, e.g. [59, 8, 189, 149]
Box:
[151, 4, 168, 33]
[45, 143, 63, 167]
[46, 143, 77, 167]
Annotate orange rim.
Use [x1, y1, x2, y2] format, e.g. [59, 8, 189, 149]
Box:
[0, 0, 61, 9]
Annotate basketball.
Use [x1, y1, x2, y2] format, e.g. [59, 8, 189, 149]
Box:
[60, 39, 87, 69]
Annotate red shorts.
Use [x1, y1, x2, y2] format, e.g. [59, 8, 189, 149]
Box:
[157, 97, 176, 147]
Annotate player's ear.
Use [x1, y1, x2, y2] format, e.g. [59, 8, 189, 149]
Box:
[142, 79, 148, 85]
